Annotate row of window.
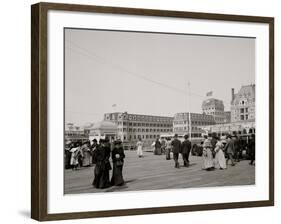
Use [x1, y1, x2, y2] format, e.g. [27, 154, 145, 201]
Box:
[240, 114, 249, 120]
[118, 128, 172, 133]
[174, 121, 214, 125]
[206, 111, 226, 116]
[122, 116, 172, 122]
[65, 133, 88, 137]
[123, 134, 160, 141]
[117, 122, 172, 128]
[203, 107, 224, 111]
[107, 114, 173, 122]
[174, 126, 203, 131]
[233, 100, 254, 106]
[240, 108, 249, 113]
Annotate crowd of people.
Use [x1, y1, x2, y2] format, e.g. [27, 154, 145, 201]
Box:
[65, 132, 255, 189]
[65, 137, 125, 189]
[151, 134, 193, 168]
[149, 132, 255, 170]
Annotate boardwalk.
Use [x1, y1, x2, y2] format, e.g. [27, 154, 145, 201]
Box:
[64, 151, 255, 194]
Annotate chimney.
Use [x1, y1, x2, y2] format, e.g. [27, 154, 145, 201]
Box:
[231, 88, 235, 102]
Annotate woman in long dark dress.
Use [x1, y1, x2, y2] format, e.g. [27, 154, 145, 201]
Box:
[111, 140, 125, 186]
[92, 139, 111, 189]
[248, 134, 255, 165]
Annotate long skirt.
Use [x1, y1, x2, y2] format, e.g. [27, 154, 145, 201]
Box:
[165, 148, 171, 160]
[65, 151, 72, 169]
[214, 150, 226, 169]
[111, 163, 124, 186]
[137, 146, 143, 157]
[70, 154, 78, 166]
[155, 147, 161, 155]
[82, 151, 92, 166]
[202, 148, 214, 169]
[92, 164, 111, 189]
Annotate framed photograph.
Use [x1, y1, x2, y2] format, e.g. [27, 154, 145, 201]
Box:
[31, 2, 274, 221]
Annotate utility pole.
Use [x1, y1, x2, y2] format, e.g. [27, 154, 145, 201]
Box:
[188, 81, 192, 140]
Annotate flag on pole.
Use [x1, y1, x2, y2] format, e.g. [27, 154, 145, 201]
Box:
[206, 91, 213, 97]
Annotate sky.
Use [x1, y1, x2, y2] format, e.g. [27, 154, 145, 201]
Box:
[65, 28, 255, 125]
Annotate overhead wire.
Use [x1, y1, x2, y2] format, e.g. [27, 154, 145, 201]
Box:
[65, 39, 232, 110]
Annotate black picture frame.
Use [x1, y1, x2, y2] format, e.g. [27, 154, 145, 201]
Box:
[31, 2, 274, 221]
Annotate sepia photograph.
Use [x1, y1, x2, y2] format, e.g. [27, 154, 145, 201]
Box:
[64, 28, 256, 194]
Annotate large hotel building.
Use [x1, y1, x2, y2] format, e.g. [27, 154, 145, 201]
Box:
[104, 112, 173, 146]
[202, 85, 256, 136]
[202, 98, 231, 124]
[173, 112, 215, 137]
[230, 84, 255, 122]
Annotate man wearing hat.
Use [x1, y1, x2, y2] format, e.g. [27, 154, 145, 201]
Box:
[92, 138, 111, 189]
[225, 135, 235, 166]
[171, 134, 181, 168]
[181, 134, 192, 167]
[91, 139, 98, 165]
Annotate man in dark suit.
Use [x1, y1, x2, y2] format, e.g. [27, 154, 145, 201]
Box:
[181, 134, 192, 167]
[171, 134, 181, 168]
[248, 134, 255, 165]
[225, 135, 235, 166]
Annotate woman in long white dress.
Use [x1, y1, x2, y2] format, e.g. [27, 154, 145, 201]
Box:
[70, 143, 81, 170]
[202, 136, 214, 171]
[81, 141, 92, 167]
[136, 138, 143, 158]
[214, 140, 227, 169]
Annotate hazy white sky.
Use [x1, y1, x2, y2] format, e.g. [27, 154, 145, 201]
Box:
[65, 28, 255, 125]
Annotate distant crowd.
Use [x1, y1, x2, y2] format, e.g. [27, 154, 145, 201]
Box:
[149, 133, 255, 170]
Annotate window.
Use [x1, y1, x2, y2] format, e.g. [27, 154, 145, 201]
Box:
[240, 108, 244, 113]
[245, 108, 248, 113]
[245, 115, 248, 120]
[240, 115, 244, 120]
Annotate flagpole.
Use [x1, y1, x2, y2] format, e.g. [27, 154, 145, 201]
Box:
[188, 82, 191, 140]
